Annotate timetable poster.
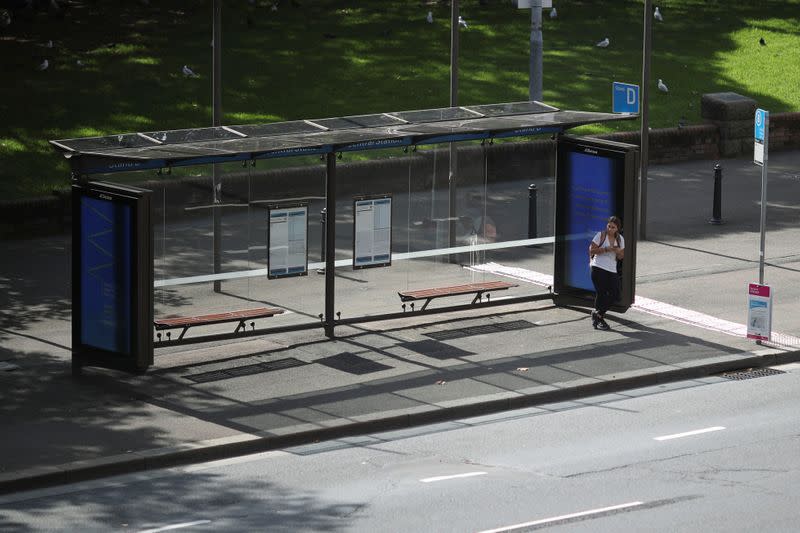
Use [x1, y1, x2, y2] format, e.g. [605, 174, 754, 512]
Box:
[354, 196, 392, 269]
[268, 205, 308, 279]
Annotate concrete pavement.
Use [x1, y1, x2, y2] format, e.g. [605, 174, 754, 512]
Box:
[1, 150, 800, 495]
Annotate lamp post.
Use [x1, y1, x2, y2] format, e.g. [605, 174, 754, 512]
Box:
[639, 0, 652, 241]
[448, 0, 459, 250]
[212, 0, 223, 291]
[529, 0, 543, 101]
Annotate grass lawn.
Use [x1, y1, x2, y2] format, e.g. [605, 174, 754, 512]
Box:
[1, 0, 798, 199]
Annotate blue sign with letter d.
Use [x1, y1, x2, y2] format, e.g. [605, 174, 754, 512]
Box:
[612, 82, 640, 114]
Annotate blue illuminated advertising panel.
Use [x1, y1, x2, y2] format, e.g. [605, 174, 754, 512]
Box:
[73, 182, 153, 374]
[554, 136, 638, 311]
[80, 195, 133, 354]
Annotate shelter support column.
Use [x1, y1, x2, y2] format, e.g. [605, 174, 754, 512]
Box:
[324, 152, 336, 338]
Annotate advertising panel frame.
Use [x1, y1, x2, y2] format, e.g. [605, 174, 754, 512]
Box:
[72, 181, 153, 375]
[553, 135, 638, 312]
[352, 194, 393, 270]
[266, 202, 309, 280]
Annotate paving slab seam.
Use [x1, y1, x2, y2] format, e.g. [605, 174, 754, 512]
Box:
[2, 346, 798, 496]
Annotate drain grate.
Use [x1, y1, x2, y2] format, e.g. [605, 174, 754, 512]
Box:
[426, 319, 535, 341]
[720, 367, 785, 381]
[184, 357, 308, 383]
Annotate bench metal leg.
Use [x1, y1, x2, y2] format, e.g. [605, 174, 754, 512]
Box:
[178, 327, 189, 340]
[234, 320, 247, 333]
[419, 298, 432, 311]
[471, 292, 485, 305]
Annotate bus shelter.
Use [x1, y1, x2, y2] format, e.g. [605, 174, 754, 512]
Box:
[50, 100, 638, 374]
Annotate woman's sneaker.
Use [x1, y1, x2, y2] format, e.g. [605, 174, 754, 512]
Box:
[597, 316, 611, 330]
[591, 310, 599, 329]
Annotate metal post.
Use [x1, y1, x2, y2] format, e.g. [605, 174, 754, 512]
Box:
[320, 207, 327, 263]
[448, 0, 459, 251]
[639, 0, 652, 241]
[324, 153, 336, 338]
[529, 0, 543, 101]
[758, 114, 769, 284]
[528, 184, 537, 239]
[212, 0, 223, 292]
[709, 163, 723, 224]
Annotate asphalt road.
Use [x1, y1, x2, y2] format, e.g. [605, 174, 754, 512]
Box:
[3, 362, 799, 532]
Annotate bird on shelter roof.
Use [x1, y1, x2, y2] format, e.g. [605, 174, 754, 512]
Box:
[596, 37, 610, 48]
[657, 78, 669, 92]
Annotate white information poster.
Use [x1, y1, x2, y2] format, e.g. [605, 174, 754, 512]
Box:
[268, 205, 308, 278]
[354, 196, 392, 269]
[746, 283, 772, 341]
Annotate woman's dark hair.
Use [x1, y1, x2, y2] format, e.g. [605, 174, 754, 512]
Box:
[607, 216, 623, 247]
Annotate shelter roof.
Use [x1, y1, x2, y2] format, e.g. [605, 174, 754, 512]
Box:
[50, 101, 635, 175]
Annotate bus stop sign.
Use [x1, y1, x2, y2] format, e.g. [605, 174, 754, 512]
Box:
[612, 82, 639, 114]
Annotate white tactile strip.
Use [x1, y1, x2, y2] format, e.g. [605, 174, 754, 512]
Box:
[468, 262, 800, 349]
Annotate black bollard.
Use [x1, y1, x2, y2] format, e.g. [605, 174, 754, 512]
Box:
[528, 184, 538, 240]
[709, 163, 723, 225]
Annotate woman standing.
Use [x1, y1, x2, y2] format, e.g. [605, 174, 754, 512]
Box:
[588, 216, 624, 330]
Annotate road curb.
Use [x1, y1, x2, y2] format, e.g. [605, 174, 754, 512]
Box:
[2, 348, 799, 496]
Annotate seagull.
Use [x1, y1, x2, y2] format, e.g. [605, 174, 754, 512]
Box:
[0, 10, 11, 27]
[46, 39, 53, 48]
[76, 59, 84, 67]
[37, 59, 49, 71]
[550, 7, 557, 19]
[458, 15, 468, 28]
[654, 6, 663, 21]
[182, 64, 198, 77]
[657, 78, 669, 92]
[270, 3, 277, 11]
[759, 37, 766, 46]
[426, 11, 433, 23]
[596, 37, 610, 48]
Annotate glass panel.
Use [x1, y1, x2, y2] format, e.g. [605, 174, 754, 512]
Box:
[142, 126, 244, 144]
[479, 139, 556, 295]
[150, 156, 325, 335]
[312, 114, 405, 130]
[466, 101, 557, 117]
[232, 121, 322, 137]
[393, 107, 478, 123]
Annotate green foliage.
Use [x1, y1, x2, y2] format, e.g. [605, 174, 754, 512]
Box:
[1, 0, 798, 199]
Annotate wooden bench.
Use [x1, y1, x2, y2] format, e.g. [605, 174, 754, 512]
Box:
[154, 307, 285, 341]
[398, 281, 517, 311]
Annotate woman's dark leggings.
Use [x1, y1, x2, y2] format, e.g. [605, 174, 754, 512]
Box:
[591, 266, 620, 316]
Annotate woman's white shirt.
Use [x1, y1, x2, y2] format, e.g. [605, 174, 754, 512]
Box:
[590, 232, 624, 273]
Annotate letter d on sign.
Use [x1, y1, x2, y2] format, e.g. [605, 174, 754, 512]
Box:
[627, 88, 636, 104]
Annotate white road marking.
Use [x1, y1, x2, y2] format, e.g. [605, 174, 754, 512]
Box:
[476, 501, 644, 533]
[138, 520, 211, 533]
[420, 471, 487, 483]
[654, 426, 726, 441]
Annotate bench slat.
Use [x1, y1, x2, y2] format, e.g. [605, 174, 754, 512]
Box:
[154, 307, 284, 329]
[399, 281, 516, 301]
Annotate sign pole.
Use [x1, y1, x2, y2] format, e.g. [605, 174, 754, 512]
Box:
[758, 111, 769, 284]
[638, 0, 652, 241]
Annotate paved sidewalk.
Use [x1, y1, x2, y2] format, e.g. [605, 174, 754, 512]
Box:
[2, 151, 800, 494]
